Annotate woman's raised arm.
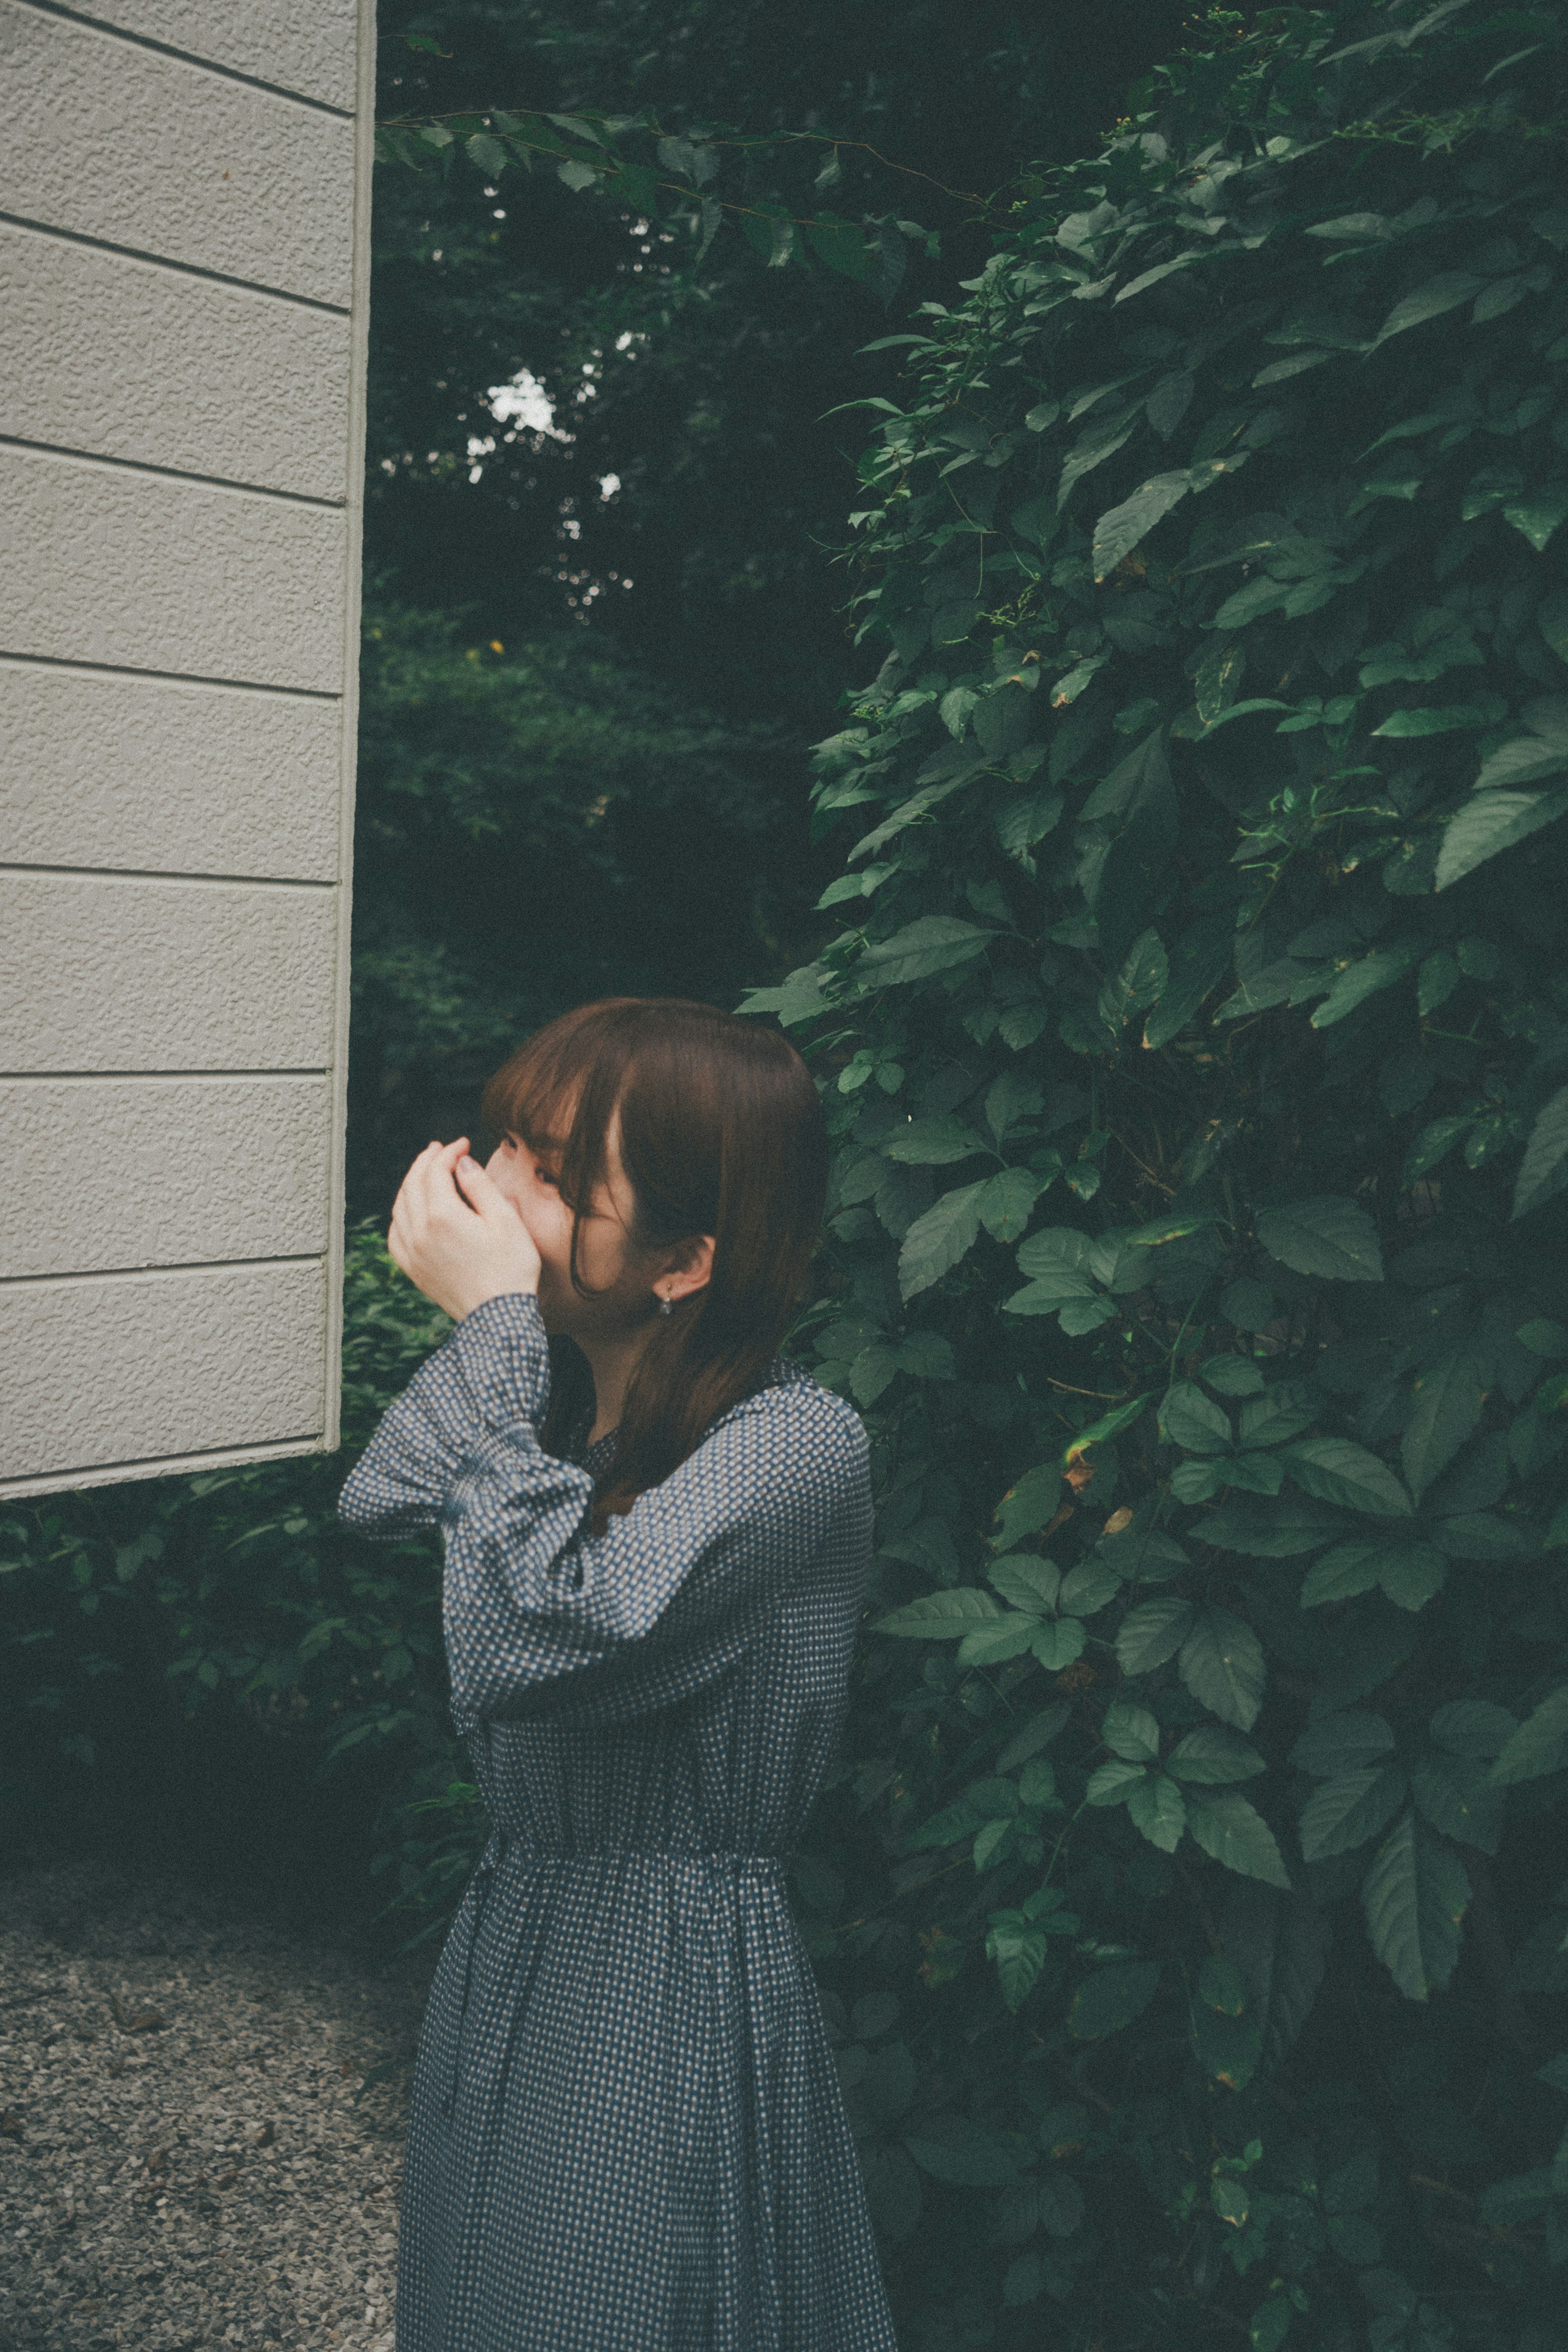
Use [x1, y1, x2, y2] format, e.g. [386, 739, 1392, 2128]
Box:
[339, 1292, 869, 1727]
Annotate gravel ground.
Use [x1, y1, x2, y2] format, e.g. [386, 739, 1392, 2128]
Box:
[0, 1858, 437, 2351]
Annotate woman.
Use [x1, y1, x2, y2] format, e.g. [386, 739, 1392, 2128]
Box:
[340, 998, 898, 2352]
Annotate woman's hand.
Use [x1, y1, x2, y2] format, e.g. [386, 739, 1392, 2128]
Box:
[387, 1138, 542, 1322]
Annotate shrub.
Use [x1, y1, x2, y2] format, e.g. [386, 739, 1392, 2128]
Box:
[739, 3, 1568, 2344]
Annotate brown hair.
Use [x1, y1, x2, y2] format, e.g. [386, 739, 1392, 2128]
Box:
[481, 997, 828, 1520]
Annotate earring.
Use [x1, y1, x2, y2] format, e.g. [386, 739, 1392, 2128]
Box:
[657, 1292, 674, 1317]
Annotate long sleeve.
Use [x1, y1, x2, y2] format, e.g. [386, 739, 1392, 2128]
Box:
[339, 1292, 871, 1730]
[339, 1291, 559, 1538]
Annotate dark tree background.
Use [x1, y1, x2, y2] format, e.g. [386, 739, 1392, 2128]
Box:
[350, 0, 1191, 1205]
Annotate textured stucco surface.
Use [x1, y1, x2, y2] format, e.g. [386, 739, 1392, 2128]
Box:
[0, 223, 351, 499]
[0, 446, 347, 694]
[0, 1257, 328, 1485]
[0, 0, 374, 1490]
[1, 2, 356, 306]
[0, 661, 342, 881]
[3, 874, 337, 1074]
[61, 0, 359, 111]
[0, 1075, 332, 1277]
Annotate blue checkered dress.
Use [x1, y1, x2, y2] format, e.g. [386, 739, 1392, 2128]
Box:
[339, 1293, 897, 2351]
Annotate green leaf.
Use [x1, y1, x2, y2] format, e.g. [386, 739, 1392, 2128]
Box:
[1069, 1960, 1161, 2040]
[1058, 405, 1142, 508]
[903, 1796, 983, 1852]
[557, 157, 601, 192]
[1430, 1699, 1516, 1758]
[884, 1117, 989, 1165]
[1373, 271, 1486, 345]
[993, 1465, 1063, 1551]
[1031, 1617, 1087, 1670]
[804, 217, 872, 280]
[1300, 1764, 1407, 1860]
[1171, 1458, 1229, 1503]
[1410, 1755, 1504, 1853]
[1221, 1884, 1330, 2070]
[1401, 1348, 1487, 1502]
[1058, 1556, 1122, 1616]
[1382, 1543, 1457, 1618]
[1250, 2296, 1293, 2352]
[1102, 1701, 1162, 1763]
[1067, 1392, 1154, 1454]
[1475, 729, 1568, 793]
[958, 1615, 1044, 1665]
[1310, 943, 1420, 1028]
[996, 1704, 1073, 1771]
[1015, 1224, 1092, 1280]
[1203, 1497, 1348, 1554]
[1116, 1597, 1195, 1675]
[986, 1917, 1049, 2011]
[1505, 482, 1568, 554]
[1203, 1356, 1265, 1398]
[1371, 697, 1507, 739]
[1099, 927, 1170, 1028]
[1179, 1607, 1267, 1732]
[1291, 1712, 1396, 1777]
[1490, 1684, 1568, 1785]
[1087, 1757, 1148, 1806]
[1185, 1789, 1292, 1888]
[990, 1552, 1060, 1613]
[1091, 471, 1192, 582]
[1256, 1197, 1383, 1283]
[1435, 788, 1568, 891]
[898, 1181, 989, 1302]
[1143, 914, 1235, 1049]
[1160, 1382, 1234, 1456]
[876, 1588, 1001, 1637]
[1167, 1728, 1266, 1784]
[856, 915, 997, 988]
[1514, 1084, 1568, 1220]
[904, 2122, 1021, 2187]
[1199, 1956, 1249, 2018]
[1237, 1386, 1318, 1450]
[1127, 1772, 1187, 1853]
[978, 1167, 1044, 1242]
[1281, 1438, 1412, 1517]
[1361, 1812, 1470, 2001]
[466, 132, 511, 176]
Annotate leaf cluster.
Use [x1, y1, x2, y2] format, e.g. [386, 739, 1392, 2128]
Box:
[744, 3, 1568, 2343]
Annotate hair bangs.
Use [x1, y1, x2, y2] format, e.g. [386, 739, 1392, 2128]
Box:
[482, 996, 828, 1521]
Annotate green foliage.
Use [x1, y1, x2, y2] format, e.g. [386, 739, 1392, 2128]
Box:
[357, 0, 1195, 1206]
[349, 597, 804, 1196]
[375, 87, 942, 298]
[745, 2, 1568, 2342]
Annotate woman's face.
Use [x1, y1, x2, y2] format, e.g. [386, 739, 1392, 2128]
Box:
[483, 1119, 655, 1340]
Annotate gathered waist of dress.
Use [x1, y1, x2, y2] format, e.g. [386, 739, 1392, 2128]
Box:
[477, 1832, 786, 1878]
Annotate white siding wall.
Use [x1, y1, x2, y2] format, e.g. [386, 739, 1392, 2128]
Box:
[0, 0, 376, 1494]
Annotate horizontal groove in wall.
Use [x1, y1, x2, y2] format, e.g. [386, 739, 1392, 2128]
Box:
[0, 1430, 325, 1495]
[0, 863, 338, 891]
[15, 0, 355, 118]
[0, 648, 340, 703]
[0, 433, 347, 512]
[0, 1067, 329, 1081]
[0, 212, 351, 318]
[0, 1251, 326, 1292]
[0, 437, 348, 513]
